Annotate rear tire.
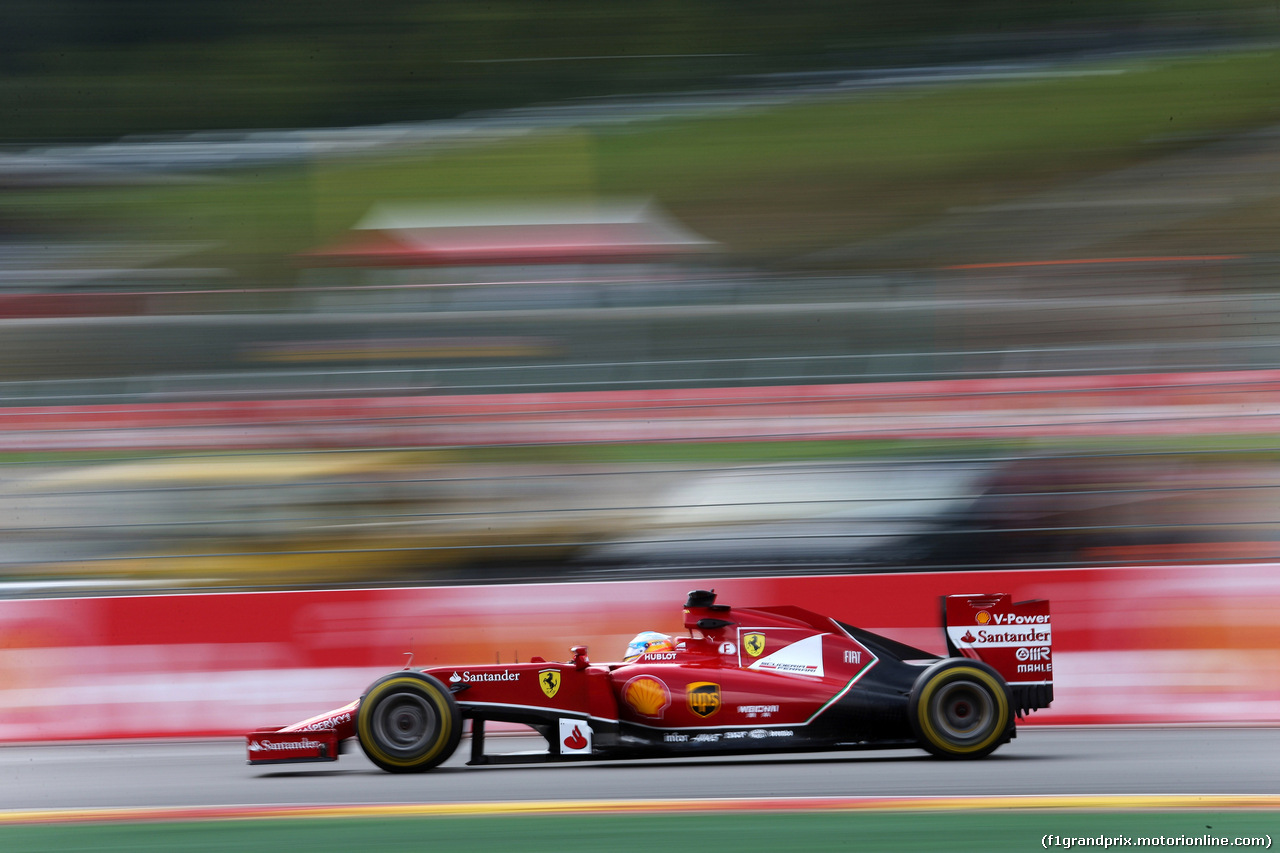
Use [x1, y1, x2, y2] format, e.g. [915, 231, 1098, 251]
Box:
[908, 659, 1012, 759]
[357, 673, 461, 773]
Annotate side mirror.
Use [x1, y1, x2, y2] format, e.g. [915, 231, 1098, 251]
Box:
[571, 645, 589, 670]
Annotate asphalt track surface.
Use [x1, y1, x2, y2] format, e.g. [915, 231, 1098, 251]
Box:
[1, 728, 1277, 812]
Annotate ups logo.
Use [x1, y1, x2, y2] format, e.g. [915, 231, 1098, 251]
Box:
[686, 682, 721, 718]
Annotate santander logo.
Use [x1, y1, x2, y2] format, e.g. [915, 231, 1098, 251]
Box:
[563, 725, 588, 751]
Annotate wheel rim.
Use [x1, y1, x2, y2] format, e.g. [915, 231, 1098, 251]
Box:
[371, 692, 438, 757]
[928, 678, 995, 745]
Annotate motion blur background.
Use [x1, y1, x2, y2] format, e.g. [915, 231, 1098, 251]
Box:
[4, 0, 1280, 595]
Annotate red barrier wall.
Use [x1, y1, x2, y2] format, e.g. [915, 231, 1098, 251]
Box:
[2, 563, 1277, 741]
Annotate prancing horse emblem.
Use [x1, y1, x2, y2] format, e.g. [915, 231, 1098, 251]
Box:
[744, 632, 766, 658]
[540, 668, 561, 699]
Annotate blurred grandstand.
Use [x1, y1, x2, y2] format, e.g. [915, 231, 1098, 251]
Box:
[5, 15, 1280, 595]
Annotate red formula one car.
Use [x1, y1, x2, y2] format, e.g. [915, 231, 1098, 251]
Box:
[247, 589, 1052, 772]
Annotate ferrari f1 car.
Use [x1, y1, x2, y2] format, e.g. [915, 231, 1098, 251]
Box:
[247, 589, 1052, 772]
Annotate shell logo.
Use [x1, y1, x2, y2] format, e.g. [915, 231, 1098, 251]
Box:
[623, 675, 671, 718]
[976, 611, 991, 625]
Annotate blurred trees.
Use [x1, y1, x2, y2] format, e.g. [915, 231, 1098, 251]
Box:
[2, 1, 1275, 140]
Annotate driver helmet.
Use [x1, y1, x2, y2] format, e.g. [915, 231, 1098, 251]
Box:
[624, 631, 677, 662]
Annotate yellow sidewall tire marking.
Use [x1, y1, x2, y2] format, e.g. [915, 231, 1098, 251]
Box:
[358, 677, 454, 768]
[916, 666, 1009, 756]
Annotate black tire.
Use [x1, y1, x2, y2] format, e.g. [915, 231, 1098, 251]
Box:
[356, 672, 461, 773]
[907, 659, 1012, 759]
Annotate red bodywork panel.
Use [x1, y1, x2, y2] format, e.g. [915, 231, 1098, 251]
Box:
[424, 662, 612, 717]
[422, 603, 881, 731]
[609, 605, 879, 730]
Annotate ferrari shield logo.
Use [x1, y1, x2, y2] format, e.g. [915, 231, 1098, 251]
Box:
[539, 668, 561, 699]
[743, 632, 766, 658]
[687, 682, 721, 718]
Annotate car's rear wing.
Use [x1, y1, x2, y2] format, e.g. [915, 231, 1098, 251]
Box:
[943, 593, 1053, 717]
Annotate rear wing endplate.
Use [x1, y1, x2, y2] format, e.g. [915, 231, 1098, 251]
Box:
[943, 593, 1053, 717]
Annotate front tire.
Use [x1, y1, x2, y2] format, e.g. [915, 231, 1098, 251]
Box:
[357, 673, 461, 773]
[908, 659, 1012, 759]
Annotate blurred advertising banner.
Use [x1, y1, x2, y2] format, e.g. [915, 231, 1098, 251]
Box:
[2, 564, 1279, 741]
[4, 370, 1280, 450]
